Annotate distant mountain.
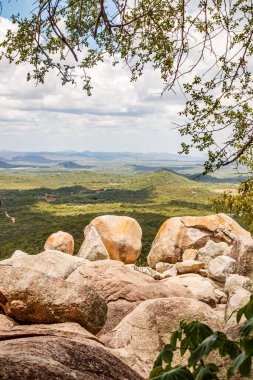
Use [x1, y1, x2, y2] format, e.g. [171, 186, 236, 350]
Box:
[0, 160, 17, 168]
[0, 161, 37, 169]
[11, 155, 58, 163]
[55, 161, 95, 169]
[1, 150, 203, 162]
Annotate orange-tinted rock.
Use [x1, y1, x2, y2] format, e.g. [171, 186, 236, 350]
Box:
[182, 249, 198, 261]
[148, 214, 253, 278]
[85, 216, 142, 264]
[44, 231, 74, 255]
[148, 217, 210, 267]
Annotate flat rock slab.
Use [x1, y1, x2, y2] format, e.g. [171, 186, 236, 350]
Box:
[176, 260, 204, 274]
[0, 324, 144, 380]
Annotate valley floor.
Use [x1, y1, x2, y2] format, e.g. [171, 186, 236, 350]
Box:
[0, 169, 239, 264]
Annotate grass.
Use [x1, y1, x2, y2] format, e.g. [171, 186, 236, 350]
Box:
[0, 168, 237, 265]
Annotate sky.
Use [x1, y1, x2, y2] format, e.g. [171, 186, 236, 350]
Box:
[0, 1, 192, 154]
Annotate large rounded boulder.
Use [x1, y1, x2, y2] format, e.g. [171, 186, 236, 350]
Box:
[67, 260, 192, 334]
[101, 298, 221, 377]
[44, 231, 74, 255]
[147, 214, 253, 279]
[81, 215, 142, 264]
[0, 265, 107, 334]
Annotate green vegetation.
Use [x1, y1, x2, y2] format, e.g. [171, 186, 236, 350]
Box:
[0, 168, 232, 264]
[150, 296, 253, 379]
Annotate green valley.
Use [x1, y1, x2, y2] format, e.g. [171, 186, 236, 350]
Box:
[0, 168, 238, 264]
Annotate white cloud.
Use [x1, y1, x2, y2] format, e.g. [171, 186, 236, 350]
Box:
[0, 16, 191, 153]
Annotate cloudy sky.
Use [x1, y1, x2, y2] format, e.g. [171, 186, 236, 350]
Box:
[0, 2, 189, 153]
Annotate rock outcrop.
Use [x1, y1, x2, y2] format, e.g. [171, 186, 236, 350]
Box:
[82, 215, 142, 264]
[67, 259, 192, 334]
[0, 265, 107, 334]
[162, 274, 217, 307]
[147, 214, 253, 279]
[0, 323, 143, 380]
[44, 231, 74, 255]
[101, 298, 221, 377]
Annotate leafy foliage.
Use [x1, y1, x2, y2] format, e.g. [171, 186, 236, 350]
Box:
[150, 296, 253, 379]
[1, 1, 253, 229]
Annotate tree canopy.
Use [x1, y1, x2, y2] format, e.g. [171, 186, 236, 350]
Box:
[1, 0, 253, 226]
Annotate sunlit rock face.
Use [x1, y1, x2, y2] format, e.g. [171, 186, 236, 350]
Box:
[82, 215, 142, 264]
[147, 213, 253, 279]
[44, 231, 74, 255]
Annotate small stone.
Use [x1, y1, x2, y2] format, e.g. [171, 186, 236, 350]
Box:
[208, 256, 236, 282]
[156, 262, 175, 273]
[134, 266, 163, 280]
[44, 231, 74, 255]
[182, 249, 198, 261]
[225, 288, 251, 326]
[176, 260, 205, 274]
[198, 269, 209, 277]
[162, 266, 177, 278]
[225, 274, 253, 294]
[214, 289, 228, 304]
[198, 240, 229, 264]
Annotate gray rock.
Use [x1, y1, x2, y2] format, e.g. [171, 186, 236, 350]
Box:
[198, 240, 229, 264]
[155, 262, 175, 273]
[214, 289, 227, 304]
[208, 256, 237, 282]
[225, 274, 253, 294]
[163, 274, 217, 307]
[162, 266, 177, 278]
[0, 323, 144, 379]
[78, 226, 110, 261]
[225, 288, 251, 326]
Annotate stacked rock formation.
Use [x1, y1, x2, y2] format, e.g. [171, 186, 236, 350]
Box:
[0, 213, 253, 378]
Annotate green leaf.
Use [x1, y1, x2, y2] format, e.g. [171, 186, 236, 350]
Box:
[241, 317, 253, 338]
[151, 366, 194, 380]
[188, 333, 219, 367]
[170, 329, 182, 350]
[218, 333, 241, 359]
[186, 321, 214, 347]
[243, 338, 253, 356]
[153, 344, 174, 368]
[227, 352, 251, 379]
[194, 363, 219, 380]
[239, 355, 252, 377]
[149, 366, 165, 379]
